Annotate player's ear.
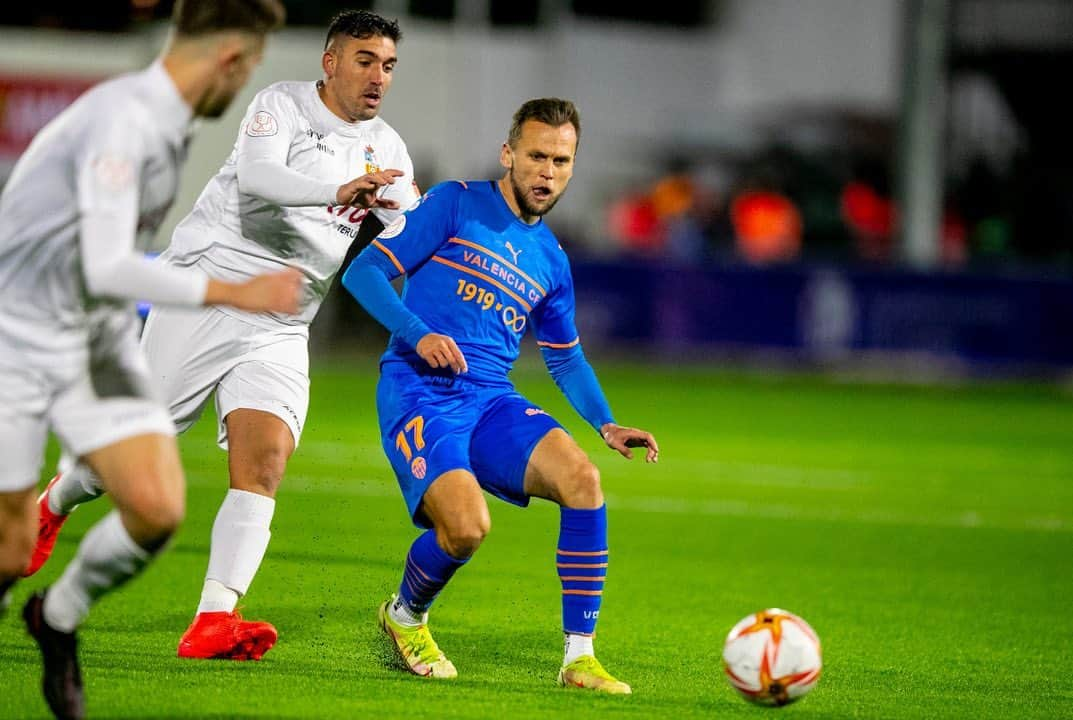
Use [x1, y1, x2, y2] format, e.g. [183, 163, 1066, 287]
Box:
[499, 143, 513, 170]
[322, 49, 336, 80]
[216, 32, 257, 75]
[217, 41, 244, 76]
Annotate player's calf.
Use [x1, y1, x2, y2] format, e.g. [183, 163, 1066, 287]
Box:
[1, 489, 37, 579]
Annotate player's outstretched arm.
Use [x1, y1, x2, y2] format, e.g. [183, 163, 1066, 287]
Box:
[204, 269, 303, 314]
[233, 91, 404, 209]
[600, 423, 660, 463]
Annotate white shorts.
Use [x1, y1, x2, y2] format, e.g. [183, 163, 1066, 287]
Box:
[0, 312, 175, 492]
[141, 305, 310, 450]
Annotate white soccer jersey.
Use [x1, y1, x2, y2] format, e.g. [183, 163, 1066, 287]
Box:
[164, 80, 418, 329]
[0, 61, 204, 359]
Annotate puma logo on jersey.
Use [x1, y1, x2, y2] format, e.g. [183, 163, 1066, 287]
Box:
[504, 241, 522, 264]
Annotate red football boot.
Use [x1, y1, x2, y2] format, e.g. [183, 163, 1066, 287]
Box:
[23, 475, 70, 577]
[177, 611, 278, 661]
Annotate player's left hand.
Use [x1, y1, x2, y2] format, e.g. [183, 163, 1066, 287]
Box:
[600, 423, 659, 463]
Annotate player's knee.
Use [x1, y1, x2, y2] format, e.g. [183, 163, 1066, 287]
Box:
[561, 460, 604, 509]
[439, 512, 491, 560]
[136, 495, 185, 541]
[240, 445, 290, 496]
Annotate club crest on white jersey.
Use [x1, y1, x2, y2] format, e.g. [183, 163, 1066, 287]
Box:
[246, 111, 278, 137]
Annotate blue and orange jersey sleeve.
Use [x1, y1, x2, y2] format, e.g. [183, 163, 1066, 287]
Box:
[531, 255, 580, 351]
[532, 254, 615, 432]
[362, 181, 465, 279]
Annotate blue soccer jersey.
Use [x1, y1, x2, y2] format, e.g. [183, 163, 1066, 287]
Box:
[354, 180, 579, 385]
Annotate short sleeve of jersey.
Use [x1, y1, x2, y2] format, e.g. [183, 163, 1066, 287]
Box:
[365, 181, 463, 279]
[234, 87, 299, 166]
[531, 256, 580, 349]
[371, 137, 419, 226]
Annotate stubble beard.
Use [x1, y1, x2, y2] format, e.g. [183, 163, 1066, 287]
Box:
[509, 167, 559, 219]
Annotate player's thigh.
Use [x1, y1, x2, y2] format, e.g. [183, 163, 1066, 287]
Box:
[81, 432, 184, 535]
[0, 362, 51, 494]
[469, 393, 566, 507]
[521, 428, 597, 506]
[215, 332, 309, 451]
[377, 365, 480, 528]
[420, 469, 490, 540]
[141, 305, 244, 433]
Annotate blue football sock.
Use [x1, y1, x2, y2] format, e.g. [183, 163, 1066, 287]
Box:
[397, 529, 468, 614]
[557, 505, 608, 635]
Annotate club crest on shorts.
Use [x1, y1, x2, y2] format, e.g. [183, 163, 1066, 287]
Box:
[411, 456, 427, 479]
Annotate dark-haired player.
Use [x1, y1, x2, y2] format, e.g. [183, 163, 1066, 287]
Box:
[29, 9, 417, 664]
[343, 98, 658, 693]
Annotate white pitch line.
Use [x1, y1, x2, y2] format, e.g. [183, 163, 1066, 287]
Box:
[223, 477, 1073, 535]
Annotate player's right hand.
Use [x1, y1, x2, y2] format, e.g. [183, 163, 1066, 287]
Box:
[416, 333, 468, 374]
[337, 169, 405, 209]
[214, 268, 304, 314]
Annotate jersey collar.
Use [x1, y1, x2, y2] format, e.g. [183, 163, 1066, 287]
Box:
[144, 60, 194, 145]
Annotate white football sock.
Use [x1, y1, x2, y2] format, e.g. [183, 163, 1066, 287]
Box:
[563, 632, 595, 666]
[48, 461, 105, 515]
[389, 596, 427, 627]
[197, 579, 239, 614]
[43, 511, 151, 633]
[198, 489, 274, 614]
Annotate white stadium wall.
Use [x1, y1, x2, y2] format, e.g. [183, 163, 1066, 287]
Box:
[0, 0, 901, 249]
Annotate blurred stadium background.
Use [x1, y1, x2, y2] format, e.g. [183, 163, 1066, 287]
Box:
[4, 0, 1073, 375]
[2, 2, 1072, 719]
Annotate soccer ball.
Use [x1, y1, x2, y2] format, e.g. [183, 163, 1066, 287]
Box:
[722, 608, 822, 706]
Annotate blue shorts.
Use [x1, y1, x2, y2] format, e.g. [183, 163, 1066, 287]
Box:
[376, 361, 565, 528]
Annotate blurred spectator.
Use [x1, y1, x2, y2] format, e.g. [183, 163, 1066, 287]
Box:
[650, 161, 708, 263]
[840, 179, 895, 262]
[606, 158, 729, 264]
[606, 191, 665, 257]
[729, 188, 802, 264]
[840, 156, 894, 262]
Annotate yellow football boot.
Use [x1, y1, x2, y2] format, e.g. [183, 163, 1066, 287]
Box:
[378, 596, 457, 679]
[557, 655, 632, 694]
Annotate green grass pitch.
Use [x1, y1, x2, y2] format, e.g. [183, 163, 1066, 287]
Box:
[3, 357, 1072, 718]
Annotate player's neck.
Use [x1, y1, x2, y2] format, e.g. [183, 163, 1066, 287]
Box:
[496, 177, 538, 225]
[316, 80, 358, 124]
[161, 53, 212, 115]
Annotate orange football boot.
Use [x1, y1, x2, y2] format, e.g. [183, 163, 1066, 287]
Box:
[177, 611, 278, 661]
[24, 475, 70, 577]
